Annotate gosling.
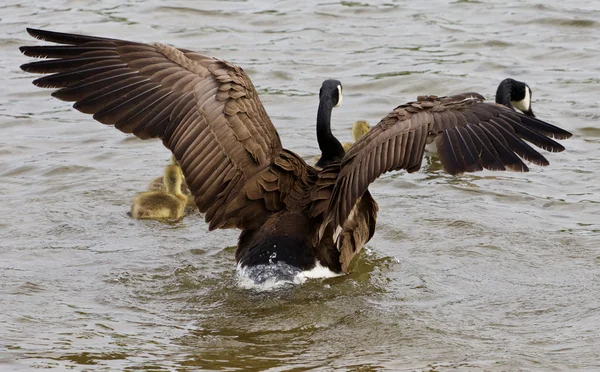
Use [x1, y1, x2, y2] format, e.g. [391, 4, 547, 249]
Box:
[147, 155, 191, 195]
[147, 155, 196, 211]
[342, 120, 370, 152]
[131, 164, 188, 220]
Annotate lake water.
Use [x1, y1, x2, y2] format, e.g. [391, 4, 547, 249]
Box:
[1, 0, 599, 370]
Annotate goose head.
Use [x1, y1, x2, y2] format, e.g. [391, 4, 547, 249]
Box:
[319, 79, 343, 108]
[496, 78, 535, 117]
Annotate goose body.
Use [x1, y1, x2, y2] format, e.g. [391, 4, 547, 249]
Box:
[131, 164, 188, 220]
[20, 29, 572, 277]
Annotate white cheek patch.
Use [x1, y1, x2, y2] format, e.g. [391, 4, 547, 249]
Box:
[335, 85, 343, 107]
[511, 86, 531, 112]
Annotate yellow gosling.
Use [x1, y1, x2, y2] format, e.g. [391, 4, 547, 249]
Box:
[148, 155, 178, 191]
[146, 155, 196, 211]
[342, 120, 370, 152]
[131, 164, 187, 220]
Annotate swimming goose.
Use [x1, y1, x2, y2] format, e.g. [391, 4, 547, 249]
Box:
[20, 29, 572, 275]
[425, 78, 538, 156]
[496, 78, 535, 117]
[342, 120, 370, 152]
[131, 164, 187, 220]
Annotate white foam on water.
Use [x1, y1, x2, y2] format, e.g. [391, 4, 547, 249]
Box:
[235, 261, 342, 291]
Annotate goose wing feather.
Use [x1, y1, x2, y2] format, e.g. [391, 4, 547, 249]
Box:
[325, 93, 572, 231]
[20, 28, 311, 231]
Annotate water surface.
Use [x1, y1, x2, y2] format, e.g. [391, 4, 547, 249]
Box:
[1, 0, 599, 370]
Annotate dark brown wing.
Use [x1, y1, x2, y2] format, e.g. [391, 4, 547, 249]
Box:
[334, 190, 378, 272]
[308, 163, 378, 273]
[326, 93, 572, 230]
[19, 28, 308, 231]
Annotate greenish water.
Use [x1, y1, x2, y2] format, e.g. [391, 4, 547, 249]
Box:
[1, 0, 599, 370]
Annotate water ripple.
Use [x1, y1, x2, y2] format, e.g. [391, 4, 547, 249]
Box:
[1, 0, 599, 370]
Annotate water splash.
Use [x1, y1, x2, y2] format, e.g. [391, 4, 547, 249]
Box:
[235, 261, 342, 291]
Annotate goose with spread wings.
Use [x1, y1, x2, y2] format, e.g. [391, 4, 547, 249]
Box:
[19, 29, 572, 275]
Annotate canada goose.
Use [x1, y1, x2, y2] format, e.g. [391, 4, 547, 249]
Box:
[496, 78, 535, 117]
[426, 78, 538, 156]
[20, 29, 572, 276]
[342, 120, 370, 152]
[131, 164, 188, 220]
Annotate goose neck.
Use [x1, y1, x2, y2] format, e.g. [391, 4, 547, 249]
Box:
[316, 99, 344, 164]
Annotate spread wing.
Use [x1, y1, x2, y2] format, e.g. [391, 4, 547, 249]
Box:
[308, 163, 377, 273]
[20, 28, 312, 231]
[326, 93, 572, 230]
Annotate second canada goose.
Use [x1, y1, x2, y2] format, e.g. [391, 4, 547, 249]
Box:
[496, 78, 535, 117]
[20, 29, 572, 277]
[131, 164, 188, 220]
[342, 120, 370, 152]
[426, 78, 539, 156]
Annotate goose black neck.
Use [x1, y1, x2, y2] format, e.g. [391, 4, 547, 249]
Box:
[495, 78, 515, 109]
[316, 98, 344, 168]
